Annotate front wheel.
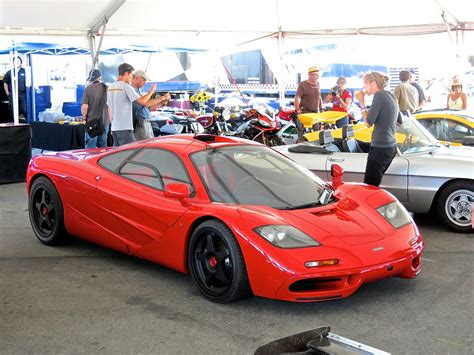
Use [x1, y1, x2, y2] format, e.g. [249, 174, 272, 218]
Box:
[188, 220, 251, 303]
[28, 176, 68, 245]
[436, 181, 474, 233]
[265, 134, 284, 147]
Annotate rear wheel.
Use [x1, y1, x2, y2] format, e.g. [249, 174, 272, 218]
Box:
[188, 220, 251, 303]
[436, 181, 474, 233]
[29, 176, 68, 245]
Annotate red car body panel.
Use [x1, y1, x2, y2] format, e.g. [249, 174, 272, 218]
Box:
[26, 135, 424, 302]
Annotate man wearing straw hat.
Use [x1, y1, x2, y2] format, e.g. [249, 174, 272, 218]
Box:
[294, 65, 323, 114]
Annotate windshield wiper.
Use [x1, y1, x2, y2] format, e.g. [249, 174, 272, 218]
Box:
[283, 202, 321, 210]
[317, 183, 335, 205]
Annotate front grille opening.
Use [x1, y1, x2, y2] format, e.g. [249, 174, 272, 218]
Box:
[289, 277, 343, 293]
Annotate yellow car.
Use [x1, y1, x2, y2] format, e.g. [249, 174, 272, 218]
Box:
[304, 122, 408, 144]
[298, 111, 349, 129]
[414, 110, 474, 146]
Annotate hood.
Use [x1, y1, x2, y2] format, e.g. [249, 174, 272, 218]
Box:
[284, 203, 387, 246]
[237, 195, 388, 246]
[430, 145, 474, 160]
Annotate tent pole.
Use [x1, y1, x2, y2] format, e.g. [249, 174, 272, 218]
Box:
[88, 34, 97, 68]
[94, 21, 108, 67]
[10, 41, 19, 125]
[28, 54, 35, 123]
[277, 29, 286, 108]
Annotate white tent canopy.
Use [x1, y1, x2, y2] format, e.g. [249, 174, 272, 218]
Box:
[1, 0, 474, 50]
[1, 0, 474, 123]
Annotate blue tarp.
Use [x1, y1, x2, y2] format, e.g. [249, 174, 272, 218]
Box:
[1, 42, 207, 55]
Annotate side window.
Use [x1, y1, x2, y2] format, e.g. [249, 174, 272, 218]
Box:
[120, 162, 163, 189]
[123, 148, 193, 193]
[447, 120, 470, 142]
[98, 149, 138, 171]
[418, 119, 439, 139]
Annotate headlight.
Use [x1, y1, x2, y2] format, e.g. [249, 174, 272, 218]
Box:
[254, 225, 320, 248]
[377, 201, 412, 229]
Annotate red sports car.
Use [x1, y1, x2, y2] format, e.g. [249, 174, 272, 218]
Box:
[27, 134, 424, 303]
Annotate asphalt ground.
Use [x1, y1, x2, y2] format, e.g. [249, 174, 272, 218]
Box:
[0, 182, 472, 354]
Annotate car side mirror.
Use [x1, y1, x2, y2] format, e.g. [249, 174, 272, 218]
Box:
[331, 164, 344, 188]
[164, 183, 191, 199]
[461, 136, 474, 146]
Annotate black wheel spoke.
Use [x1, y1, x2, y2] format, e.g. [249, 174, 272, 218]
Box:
[204, 270, 213, 286]
[35, 201, 42, 214]
[195, 250, 207, 262]
[45, 202, 55, 214]
[206, 234, 216, 254]
[215, 249, 229, 263]
[214, 267, 229, 284]
[40, 189, 47, 205]
[44, 215, 53, 229]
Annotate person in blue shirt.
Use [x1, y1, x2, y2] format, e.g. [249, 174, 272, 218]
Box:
[130, 70, 171, 141]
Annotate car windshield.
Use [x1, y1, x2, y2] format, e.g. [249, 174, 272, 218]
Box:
[190, 145, 326, 209]
[397, 116, 440, 154]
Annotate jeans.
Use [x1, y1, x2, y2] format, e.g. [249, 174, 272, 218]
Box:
[85, 123, 109, 149]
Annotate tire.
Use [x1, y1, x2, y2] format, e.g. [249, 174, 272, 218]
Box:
[188, 220, 251, 303]
[436, 181, 474, 233]
[28, 176, 68, 245]
[265, 134, 284, 147]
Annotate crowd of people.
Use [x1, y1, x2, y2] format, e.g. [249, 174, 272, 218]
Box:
[81, 63, 171, 148]
[294, 64, 469, 187]
[2, 59, 470, 185]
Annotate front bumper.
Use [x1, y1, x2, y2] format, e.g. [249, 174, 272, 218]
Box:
[271, 245, 423, 302]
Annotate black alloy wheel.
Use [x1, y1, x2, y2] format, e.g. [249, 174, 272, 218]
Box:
[29, 176, 67, 245]
[188, 220, 251, 303]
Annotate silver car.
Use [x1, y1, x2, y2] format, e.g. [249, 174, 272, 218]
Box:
[274, 117, 474, 233]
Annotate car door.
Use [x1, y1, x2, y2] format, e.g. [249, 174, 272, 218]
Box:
[96, 148, 194, 251]
[324, 151, 409, 202]
[58, 154, 132, 253]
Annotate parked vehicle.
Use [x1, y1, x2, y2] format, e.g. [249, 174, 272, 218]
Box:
[27, 134, 424, 303]
[274, 116, 474, 233]
[414, 109, 474, 146]
[231, 104, 283, 146]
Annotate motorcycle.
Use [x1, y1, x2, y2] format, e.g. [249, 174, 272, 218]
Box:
[195, 106, 239, 135]
[150, 112, 204, 136]
[231, 103, 284, 146]
[276, 107, 306, 144]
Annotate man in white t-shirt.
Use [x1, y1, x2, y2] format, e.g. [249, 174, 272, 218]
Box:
[107, 63, 156, 146]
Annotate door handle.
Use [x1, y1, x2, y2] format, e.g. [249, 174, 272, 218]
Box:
[328, 158, 345, 162]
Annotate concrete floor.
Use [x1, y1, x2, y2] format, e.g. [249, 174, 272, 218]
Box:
[0, 182, 472, 354]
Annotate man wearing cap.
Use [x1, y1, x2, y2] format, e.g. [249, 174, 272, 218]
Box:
[81, 69, 109, 148]
[294, 66, 323, 115]
[107, 63, 157, 146]
[131, 70, 171, 141]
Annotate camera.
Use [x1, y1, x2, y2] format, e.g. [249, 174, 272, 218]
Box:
[331, 87, 338, 96]
[331, 92, 337, 96]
